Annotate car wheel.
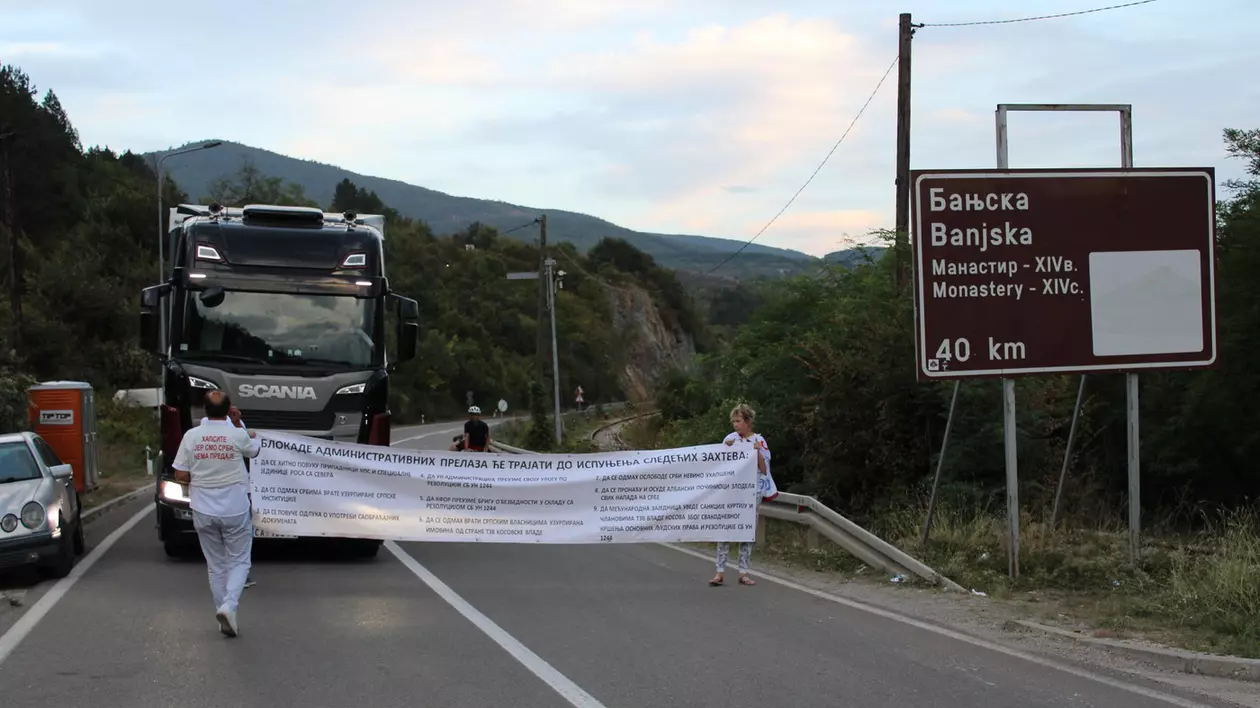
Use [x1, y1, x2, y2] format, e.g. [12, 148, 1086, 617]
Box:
[38, 528, 76, 579]
[72, 516, 85, 555]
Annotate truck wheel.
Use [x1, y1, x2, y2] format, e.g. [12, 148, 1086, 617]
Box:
[164, 536, 197, 559]
[349, 539, 381, 559]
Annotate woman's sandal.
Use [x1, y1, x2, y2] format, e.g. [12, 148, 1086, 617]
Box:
[708, 574, 724, 586]
[738, 574, 756, 586]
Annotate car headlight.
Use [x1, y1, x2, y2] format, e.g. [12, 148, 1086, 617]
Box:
[161, 479, 190, 503]
[20, 502, 44, 530]
[335, 383, 366, 395]
[0, 514, 16, 532]
[189, 376, 218, 390]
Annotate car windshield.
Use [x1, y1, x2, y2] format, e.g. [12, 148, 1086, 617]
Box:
[0, 441, 41, 484]
[180, 291, 378, 368]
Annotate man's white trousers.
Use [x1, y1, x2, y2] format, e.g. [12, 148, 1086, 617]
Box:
[192, 510, 253, 612]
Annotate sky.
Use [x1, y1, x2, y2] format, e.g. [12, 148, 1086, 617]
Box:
[2, 0, 1257, 257]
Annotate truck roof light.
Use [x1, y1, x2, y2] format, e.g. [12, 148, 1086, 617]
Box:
[189, 273, 207, 279]
[196, 244, 223, 261]
[356, 280, 372, 287]
[343, 210, 358, 222]
[208, 203, 224, 215]
[241, 204, 325, 224]
[341, 253, 367, 268]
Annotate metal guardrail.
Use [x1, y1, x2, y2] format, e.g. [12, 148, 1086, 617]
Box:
[490, 417, 965, 592]
[588, 408, 659, 447]
[761, 492, 965, 592]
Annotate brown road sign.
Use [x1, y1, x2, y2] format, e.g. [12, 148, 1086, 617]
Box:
[911, 168, 1217, 381]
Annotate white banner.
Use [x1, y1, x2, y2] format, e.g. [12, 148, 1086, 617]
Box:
[249, 431, 759, 543]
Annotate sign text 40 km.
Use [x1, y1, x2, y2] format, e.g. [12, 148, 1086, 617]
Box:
[911, 168, 1218, 380]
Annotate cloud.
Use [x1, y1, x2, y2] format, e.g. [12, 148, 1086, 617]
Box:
[753, 209, 887, 255]
[5, 0, 1256, 259]
[460, 14, 895, 230]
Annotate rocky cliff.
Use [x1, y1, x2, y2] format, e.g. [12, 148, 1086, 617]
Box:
[607, 284, 696, 402]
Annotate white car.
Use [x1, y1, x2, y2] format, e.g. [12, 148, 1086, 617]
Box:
[0, 432, 84, 578]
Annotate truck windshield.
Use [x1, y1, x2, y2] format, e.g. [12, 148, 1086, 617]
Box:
[179, 291, 377, 368]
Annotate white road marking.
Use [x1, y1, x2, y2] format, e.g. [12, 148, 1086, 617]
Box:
[385, 541, 608, 708]
[392, 427, 462, 445]
[659, 542, 1219, 708]
[0, 505, 151, 668]
[391, 418, 518, 447]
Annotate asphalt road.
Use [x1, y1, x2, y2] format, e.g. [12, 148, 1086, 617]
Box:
[0, 420, 1248, 708]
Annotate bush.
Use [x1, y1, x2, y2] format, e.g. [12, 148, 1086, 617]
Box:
[0, 368, 36, 431]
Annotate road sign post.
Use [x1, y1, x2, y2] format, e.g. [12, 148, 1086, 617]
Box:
[913, 110, 1217, 576]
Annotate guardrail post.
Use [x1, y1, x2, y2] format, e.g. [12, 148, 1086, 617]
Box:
[755, 513, 766, 545]
[805, 526, 820, 551]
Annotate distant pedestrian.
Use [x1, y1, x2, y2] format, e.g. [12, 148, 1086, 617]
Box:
[709, 403, 776, 587]
[463, 406, 491, 452]
[173, 390, 260, 636]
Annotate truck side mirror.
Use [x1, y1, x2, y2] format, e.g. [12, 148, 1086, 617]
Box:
[140, 310, 159, 353]
[391, 293, 419, 321]
[397, 322, 418, 363]
[139, 283, 170, 355]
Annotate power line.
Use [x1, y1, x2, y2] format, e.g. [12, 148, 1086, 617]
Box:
[704, 54, 899, 277]
[553, 248, 667, 296]
[498, 218, 540, 236]
[920, 0, 1158, 27]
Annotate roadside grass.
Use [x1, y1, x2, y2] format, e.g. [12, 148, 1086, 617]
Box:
[82, 397, 158, 509]
[876, 501, 1260, 659]
[612, 416, 1260, 659]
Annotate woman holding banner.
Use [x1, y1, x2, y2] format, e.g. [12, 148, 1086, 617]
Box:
[709, 403, 777, 587]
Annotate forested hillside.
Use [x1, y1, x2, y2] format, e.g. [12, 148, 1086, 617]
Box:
[0, 65, 708, 426]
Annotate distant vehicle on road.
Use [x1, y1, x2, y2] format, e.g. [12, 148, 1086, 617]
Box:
[0, 431, 85, 578]
[138, 203, 421, 559]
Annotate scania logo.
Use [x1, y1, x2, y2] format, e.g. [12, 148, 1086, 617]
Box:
[237, 384, 318, 400]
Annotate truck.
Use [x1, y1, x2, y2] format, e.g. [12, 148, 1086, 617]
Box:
[138, 203, 419, 558]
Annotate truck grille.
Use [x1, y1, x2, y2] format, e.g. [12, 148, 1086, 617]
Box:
[241, 409, 336, 431]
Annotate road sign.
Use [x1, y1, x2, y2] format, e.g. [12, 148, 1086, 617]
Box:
[911, 167, 1217, 381]
[498, 399, 508, 412]
[506, 272, 539, 280]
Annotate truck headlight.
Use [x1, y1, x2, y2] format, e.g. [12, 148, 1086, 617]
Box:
[189, 376, 218, 390]
[336, 383, 366, 395]
[161, 480, 190, 503]
[20, 502, 45, 530]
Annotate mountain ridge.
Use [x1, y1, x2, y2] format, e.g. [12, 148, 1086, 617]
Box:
[147, 140, 827, 280]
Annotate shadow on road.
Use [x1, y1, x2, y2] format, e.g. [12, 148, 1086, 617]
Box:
[162, 537, 386, 566]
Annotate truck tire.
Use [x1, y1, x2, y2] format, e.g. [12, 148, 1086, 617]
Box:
[164, 536, 198, 559]
[349, 539, 381, 559]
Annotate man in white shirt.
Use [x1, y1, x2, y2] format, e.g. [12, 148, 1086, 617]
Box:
[173, 390, 260, 637]
[198, 411, 256, 590]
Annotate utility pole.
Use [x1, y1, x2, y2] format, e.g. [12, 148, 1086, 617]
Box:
[536, 214, 549, 384]
[545, 257, 563, 445]
[894, 13, 916, 290]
